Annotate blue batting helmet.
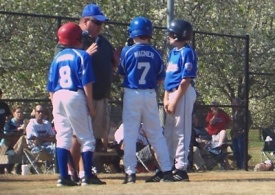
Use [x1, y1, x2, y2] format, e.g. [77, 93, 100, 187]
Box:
[128, 16, 153, 38]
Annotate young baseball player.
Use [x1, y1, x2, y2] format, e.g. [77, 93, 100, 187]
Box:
[163, 19, 198, 181]
[47, 22, 105, 186]
[118, 16, 174, 184]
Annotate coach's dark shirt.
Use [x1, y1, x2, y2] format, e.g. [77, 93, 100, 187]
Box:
[82, 34, 114, 100]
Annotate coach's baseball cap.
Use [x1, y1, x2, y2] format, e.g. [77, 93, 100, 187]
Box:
[82, 4, 109, 21]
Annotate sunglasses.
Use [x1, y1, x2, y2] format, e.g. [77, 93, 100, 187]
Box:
[36, 110, 44, 114]
[89, 19, 103, 26]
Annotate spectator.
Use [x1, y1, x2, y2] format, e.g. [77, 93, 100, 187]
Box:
[231, 97, 252, 169]
[205, 101, 231, 169]
[1, 105, 27, 174]
[0, 89, 12, 132]
[114, 123, 149, 152]
[114, 123, 158, 173]
[192, 113, 227, 171]
[2, 105, 27, 142]
[26, 105, 55, 156]
[206, 101, 231, 148]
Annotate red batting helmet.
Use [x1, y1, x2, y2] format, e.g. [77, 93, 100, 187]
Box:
[57, 22, 82, 46]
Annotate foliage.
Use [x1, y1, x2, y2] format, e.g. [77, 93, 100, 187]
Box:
[0, 0, 274, 128]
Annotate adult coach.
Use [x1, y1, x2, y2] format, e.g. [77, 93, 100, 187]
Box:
[163, 19, 197, 181]
[47, 22, 105, 186]
[79, 3, 120, 152]
[54, 3, 120, 180]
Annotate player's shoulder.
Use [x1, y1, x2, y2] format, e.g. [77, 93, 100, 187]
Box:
[183, 44, 196, 54]
[121, 46, 134, 56]
[71, 48, 91, 58]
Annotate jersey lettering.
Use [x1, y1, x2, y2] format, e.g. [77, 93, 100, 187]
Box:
[59, 65, 72, 88]
[138, 62, 150, 85]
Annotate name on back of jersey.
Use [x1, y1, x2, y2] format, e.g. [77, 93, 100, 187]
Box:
[134, 50, 154, 59]
[56, 54, 74, 63]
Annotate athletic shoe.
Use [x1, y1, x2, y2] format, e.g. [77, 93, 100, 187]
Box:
[161, 171, 174, 182]
[145, 170, 163, 182]
[70, 175, 81, 185]
[57, 177, 78, 187]
[81, 175, 106, 186]
[123, 173, 136, 184]
[173, 169, 189, 182]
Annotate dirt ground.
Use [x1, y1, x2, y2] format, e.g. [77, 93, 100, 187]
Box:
[0, 171, 275, 195]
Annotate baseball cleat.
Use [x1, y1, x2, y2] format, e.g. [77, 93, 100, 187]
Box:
[123, 173, 136, 184]
[56, 177, 78, 187]
[172, 169, 189, 182]
[161, 171, 174, 182]
[81, 175, 106, 186]
[145, 170, 163, 182]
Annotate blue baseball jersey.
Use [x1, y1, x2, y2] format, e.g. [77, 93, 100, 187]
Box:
[47, 48, 95, 93]
[118, 43, 165, 89]
[164, 44, 198, 91]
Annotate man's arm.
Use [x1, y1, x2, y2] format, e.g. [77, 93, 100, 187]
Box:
[83, 82, 95, 117]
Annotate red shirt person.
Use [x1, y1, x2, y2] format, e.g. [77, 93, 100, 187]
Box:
[206, 101, 231, 136]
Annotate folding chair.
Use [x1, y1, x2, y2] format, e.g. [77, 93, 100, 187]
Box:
[192, 126, 231, 171]
[136, 145, 156, 172]
[23, 144, 56, 174]
[261, 126, 275, 162]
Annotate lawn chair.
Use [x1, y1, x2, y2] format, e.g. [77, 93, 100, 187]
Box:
[261, 126, 275, 162]
[192, 126, 231, 171]
[22, 139, 56, 174]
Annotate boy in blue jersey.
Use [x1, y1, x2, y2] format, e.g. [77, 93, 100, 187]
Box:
[47, 22, 105, 186]
[118, 16, 174, 184]
[163, 19, 198, 181]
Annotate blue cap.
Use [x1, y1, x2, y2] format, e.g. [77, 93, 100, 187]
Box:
[82, 4, 109, 21]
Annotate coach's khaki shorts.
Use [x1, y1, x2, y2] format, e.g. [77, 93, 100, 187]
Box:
[92, 99, 110, 139]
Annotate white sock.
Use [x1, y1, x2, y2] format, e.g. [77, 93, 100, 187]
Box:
[79, 170, 85, 179]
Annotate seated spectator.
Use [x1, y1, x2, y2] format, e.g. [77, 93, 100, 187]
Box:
[0, 105, 27, 174]
[205, 101, 231, 148]
[114, 123, 157, 173]
[192, 112, 231, 171]
[1, 105, 27, 146]
[114, 123, 149, 151]
[26, 105, 56, 156]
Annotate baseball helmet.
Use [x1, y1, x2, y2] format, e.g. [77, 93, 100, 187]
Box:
[168, 19, 193, 41]
[128, 16, 153, 38]
[57, 22, 82, 46]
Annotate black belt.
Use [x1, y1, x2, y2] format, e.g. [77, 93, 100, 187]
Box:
[71, 88, 83, 92]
